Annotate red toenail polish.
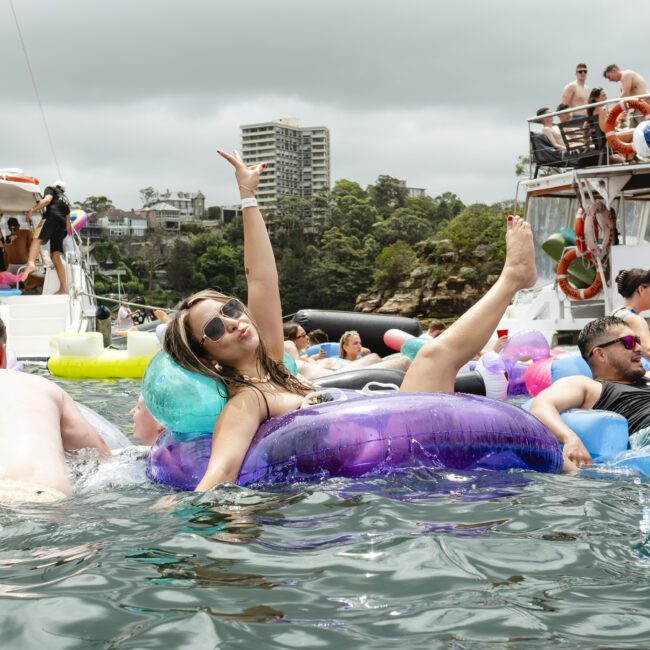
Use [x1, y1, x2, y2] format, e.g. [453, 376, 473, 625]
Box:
[507, 215, 513, 221]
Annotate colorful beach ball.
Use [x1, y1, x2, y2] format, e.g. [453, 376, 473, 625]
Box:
[633, 121, 650, 158]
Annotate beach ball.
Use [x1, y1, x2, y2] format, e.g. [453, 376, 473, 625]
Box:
[142, 352, 228, 437]
[633, 121, 650, 158]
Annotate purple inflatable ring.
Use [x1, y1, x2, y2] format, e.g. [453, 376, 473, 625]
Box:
[147, 392, 562, 490]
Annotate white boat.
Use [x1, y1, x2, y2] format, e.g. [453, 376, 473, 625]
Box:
[498, 102, 650, 345]
[0, 170, 96, 359]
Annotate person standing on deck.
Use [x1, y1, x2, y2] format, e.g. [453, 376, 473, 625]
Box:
[560, 64, 590, 117]
[21, 180, 71, 294]
[603, 64, 649, 127]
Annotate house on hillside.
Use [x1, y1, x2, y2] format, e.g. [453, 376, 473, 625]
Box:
[140, 190, 205, 230]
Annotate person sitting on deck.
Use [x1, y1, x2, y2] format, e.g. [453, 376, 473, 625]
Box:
[585, 87, 631, 163]
[612, 268, 650, 359]
[536, 108, 566, 151]
[3, 217, 33, 272]
[0, 317, 110, 502]
[530, 316, 650, 469]
[162, 149, 538, 492]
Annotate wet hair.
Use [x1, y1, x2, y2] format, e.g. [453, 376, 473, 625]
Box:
[307, 328, 328, 344]
[339, 330, 361, 360]
[164, 289, 310, 400]
[615, 268, 650, 298]
[603, 64, 619, 77]
[0, 317, 5, 345]
[576, 63, 588, 72]
[427, 319, 447, 335]
[577, 316, 626, 360]
[7, 217, 19, 228]
[536, 107, 551, 119]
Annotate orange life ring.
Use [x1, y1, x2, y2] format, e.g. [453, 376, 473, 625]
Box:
[574, 208, 589, 258]
[604, 99, 650, 155]
[556, 247, 603, 300]
[583, 202, 613, 260]
[0, 173, 39, 185]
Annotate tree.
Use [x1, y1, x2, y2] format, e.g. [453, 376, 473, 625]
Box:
[406, 192, 464, 232]
[368, 175, 407, 215]
[75, 195, 114, 215]
[139, 187, 158, 206]
[373, 240, 417, 291]
[372, 208, 433, 248]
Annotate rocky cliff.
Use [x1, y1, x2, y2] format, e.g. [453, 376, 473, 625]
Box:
[355, 239, 503, 320]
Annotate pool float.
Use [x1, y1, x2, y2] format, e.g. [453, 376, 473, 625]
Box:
[0, 271, 21, 289]
[69, 209, 89, 232]
[293, 309, 421, 358]
[147, 391, 563, 490]
[0, 289, 22, 297]
[524, 352, 592, 396]
[48, 331, 160, 379]
[306, 341, 340, 358]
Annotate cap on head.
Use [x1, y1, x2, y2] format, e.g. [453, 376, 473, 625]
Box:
[52, 179, 66, 192]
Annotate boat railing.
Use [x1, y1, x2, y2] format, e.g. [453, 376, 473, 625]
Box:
[525, 93, 650, 177]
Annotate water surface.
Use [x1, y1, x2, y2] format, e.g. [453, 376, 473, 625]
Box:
[1, 368, 650, 648]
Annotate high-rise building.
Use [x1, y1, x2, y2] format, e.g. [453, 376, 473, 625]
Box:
[240, 118, 330, 213]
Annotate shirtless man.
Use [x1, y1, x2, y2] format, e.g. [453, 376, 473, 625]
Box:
[603, 64, 649, 127]
[560, 64, 590, 117]
[0, 318, 110, 501]
[530, 316, 650, 469]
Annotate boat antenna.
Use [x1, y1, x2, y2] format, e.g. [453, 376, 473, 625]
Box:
[9, 0, 63, 179]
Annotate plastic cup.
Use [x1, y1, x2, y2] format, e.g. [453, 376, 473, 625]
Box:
[497, 329, 509, 338]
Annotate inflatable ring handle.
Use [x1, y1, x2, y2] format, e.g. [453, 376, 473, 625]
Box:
[556, 247, 603, 300]
[604, 98, 650, 156]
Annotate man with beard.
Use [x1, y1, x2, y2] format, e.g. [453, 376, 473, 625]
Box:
[530, 316, 650, 468]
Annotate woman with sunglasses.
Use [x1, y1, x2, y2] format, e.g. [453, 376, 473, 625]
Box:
[613, 268, 650, 358]
[163, 150, 538, 491]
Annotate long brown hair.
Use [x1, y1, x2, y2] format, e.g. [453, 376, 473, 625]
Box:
[163, 289, 310, 399]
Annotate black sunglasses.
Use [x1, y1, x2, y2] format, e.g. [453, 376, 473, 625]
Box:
[199, 298, 246, 348]
[577, 69, 588, 74]
[588, 334, 641, 357]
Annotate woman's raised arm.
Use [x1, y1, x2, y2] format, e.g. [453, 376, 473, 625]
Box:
[217, 149, 284, 361]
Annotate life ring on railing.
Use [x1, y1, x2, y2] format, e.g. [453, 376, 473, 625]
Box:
[604, 99, 650, 155]
[574, 207, 589, 258]
[557, 247, 603, 300]
[583, 202, 613, 260]
[0, 172, 39, 186]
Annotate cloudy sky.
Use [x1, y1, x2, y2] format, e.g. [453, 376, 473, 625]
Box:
[2, 0, 648, 210]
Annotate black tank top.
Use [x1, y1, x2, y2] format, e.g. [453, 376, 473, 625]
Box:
[593, 377, 650, 434]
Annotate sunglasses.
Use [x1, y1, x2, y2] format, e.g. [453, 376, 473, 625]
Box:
[295, 332, 307, 340]
[588, 334, 641, 357]
[198, 298, 246, 348]
[577, 70, 588, 74]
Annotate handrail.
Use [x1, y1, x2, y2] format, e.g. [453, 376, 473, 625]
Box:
[526, 92, 650, 123]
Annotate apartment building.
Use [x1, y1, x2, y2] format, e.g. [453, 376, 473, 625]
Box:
[240, 118, 330, 213]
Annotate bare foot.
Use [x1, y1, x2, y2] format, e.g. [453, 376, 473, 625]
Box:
[21, 263, 35, 282]
[54, 289, 67, 295]
[502, 215, 537, 290]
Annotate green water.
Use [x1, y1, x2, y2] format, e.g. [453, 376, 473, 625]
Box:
[2, 369, 650, 648]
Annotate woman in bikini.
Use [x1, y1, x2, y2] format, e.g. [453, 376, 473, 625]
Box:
[613, 268, 650, 358]
[163, 150, 537, 491]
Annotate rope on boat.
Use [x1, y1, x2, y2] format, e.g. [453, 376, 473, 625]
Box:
[79, 291, 173, 314]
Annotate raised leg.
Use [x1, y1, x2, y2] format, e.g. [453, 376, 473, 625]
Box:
[400, 215, 537, 393]
[20, 238, 41, 282]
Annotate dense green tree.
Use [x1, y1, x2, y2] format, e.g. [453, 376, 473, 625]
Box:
[373, 240, 417, 291]
[368, 175, 407, 215]
[166, 240, 195, 292]
[372, 208, 433, 248]
[406, 192, 464, 231]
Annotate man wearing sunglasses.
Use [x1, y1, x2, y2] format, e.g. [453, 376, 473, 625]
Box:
[560, 64, 590, 118]
[530, 315, 650, 468]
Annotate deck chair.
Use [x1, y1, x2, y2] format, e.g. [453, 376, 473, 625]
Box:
[529, 132, 567, 178]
